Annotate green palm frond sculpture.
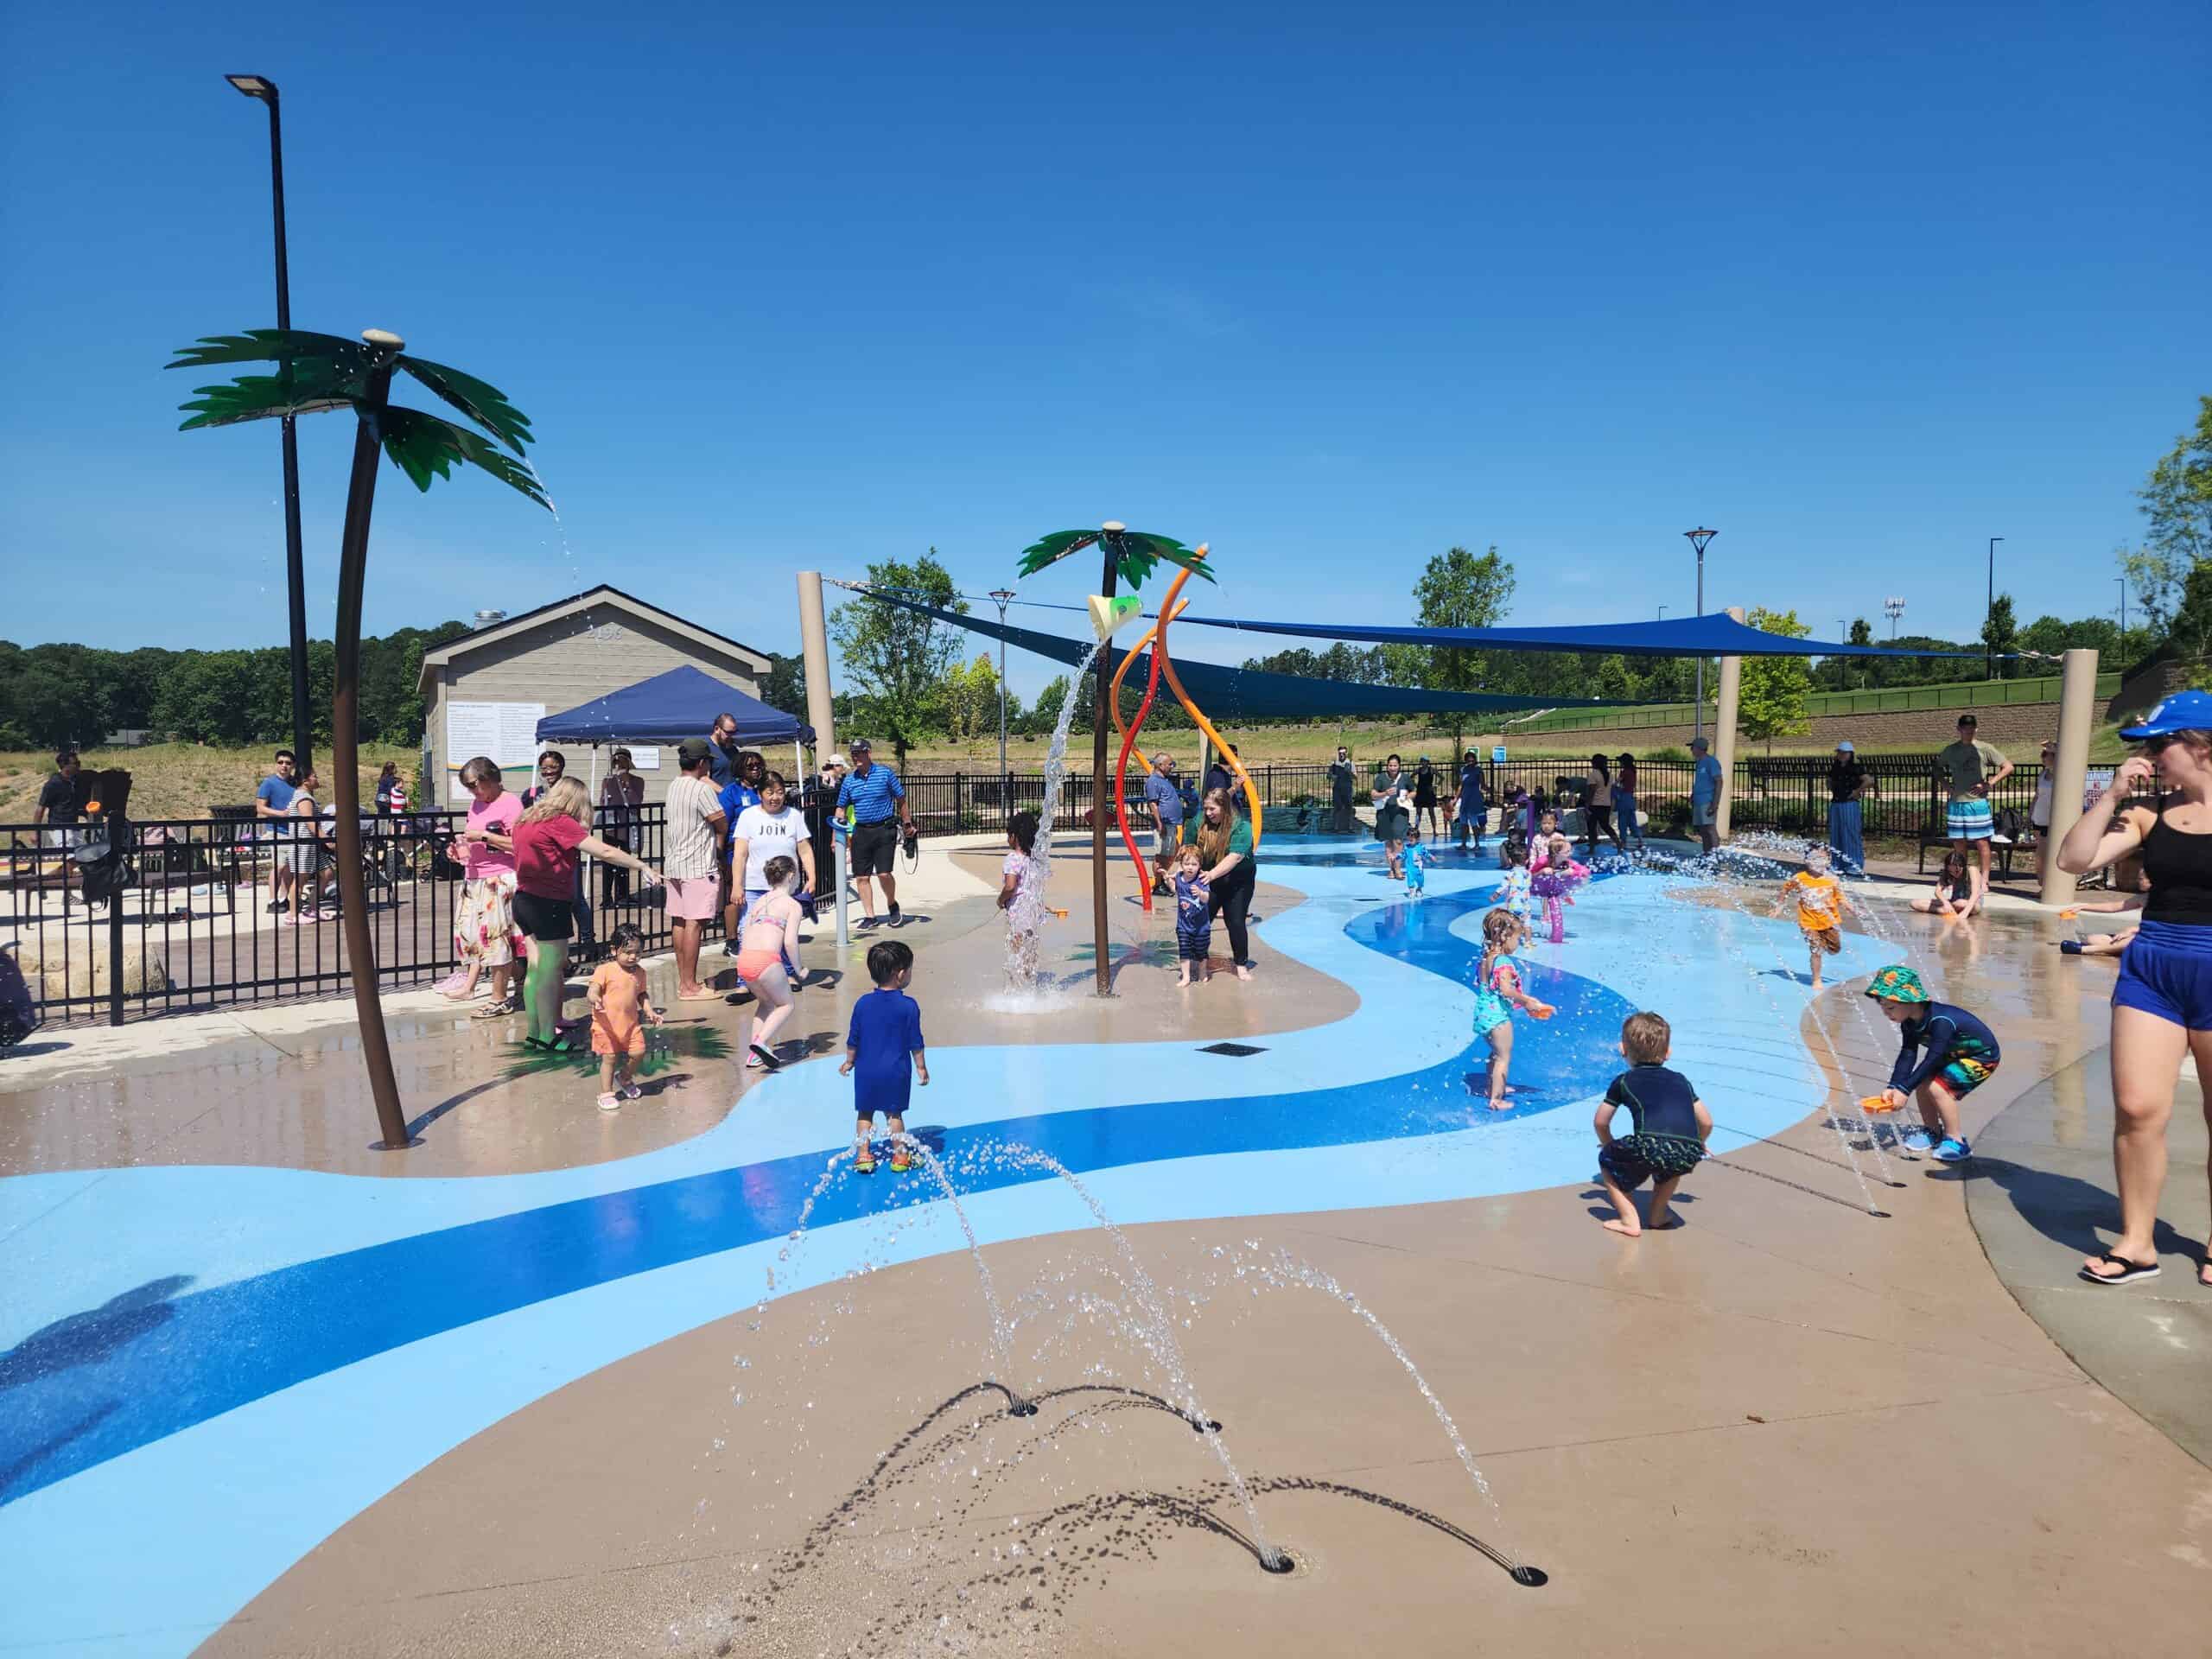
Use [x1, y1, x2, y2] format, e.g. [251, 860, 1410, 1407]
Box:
[166, 326, 547, 1152]
[1014, 525, 1216, 590]
[168, 327, 546, 506]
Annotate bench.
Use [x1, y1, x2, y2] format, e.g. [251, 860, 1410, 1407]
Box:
[1917, 806, 2028, 880]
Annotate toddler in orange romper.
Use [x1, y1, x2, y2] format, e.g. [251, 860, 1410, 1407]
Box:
[588, 923, 663, 1111]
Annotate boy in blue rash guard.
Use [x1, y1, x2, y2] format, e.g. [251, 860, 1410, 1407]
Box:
[840, 939, 928, 1174]
[1866, 964, 1999, 1162]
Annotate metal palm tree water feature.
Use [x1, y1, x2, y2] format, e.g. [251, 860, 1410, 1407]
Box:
[1015, 524, 1214, 995]
[169, 327, 548, 1148]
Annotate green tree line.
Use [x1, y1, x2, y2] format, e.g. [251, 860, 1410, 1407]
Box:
[0, 625, 472, 751]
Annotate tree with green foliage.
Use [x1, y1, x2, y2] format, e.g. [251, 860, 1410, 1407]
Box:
[1021, 675, 1069, 738]
[1737, 608, 1812, 751]
[2120, 396, 2212, 638]
[1412, 544, 1516, 755]
[830, 551, 964, 766]
[1981, 593, 2020, 679]
[759, 652, 807, 720]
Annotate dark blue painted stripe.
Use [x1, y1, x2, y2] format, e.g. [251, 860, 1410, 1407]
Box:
[0, 872, 1627, 1503]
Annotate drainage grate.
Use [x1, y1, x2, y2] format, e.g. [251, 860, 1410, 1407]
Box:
[1198, 1041, 1268, 1058]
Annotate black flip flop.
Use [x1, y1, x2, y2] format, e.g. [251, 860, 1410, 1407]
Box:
[2080, 1252, 2160, 1286]
[748, 1042, 782, 1071]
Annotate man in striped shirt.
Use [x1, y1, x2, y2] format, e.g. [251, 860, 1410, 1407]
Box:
[835, 739, 913, 928]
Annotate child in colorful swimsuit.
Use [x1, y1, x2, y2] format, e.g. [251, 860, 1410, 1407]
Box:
[1173, 844, 1212, 986]
[1500, 838, 1534, 925]
[1777, 843, 1860, 989]
[1404, 837, 1428, 900]
[587, 922, 664, 1111]
[734, 855, 805, 1071]
[1471, 908, 1554, 1110]
[1866, 963, 1999, 1162]
[1528, 834, 1589, 944]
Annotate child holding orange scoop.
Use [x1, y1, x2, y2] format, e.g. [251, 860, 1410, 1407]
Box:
[1471, 908, 1552, 1111]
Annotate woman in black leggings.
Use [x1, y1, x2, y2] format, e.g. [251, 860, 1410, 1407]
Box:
[1197, 786, 1257, 981]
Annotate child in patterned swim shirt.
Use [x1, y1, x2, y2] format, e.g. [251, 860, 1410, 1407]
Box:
[1867, 963, 1999, 1163]
[1595, 1011, 1712, 1236]
[1471, 908, 1553, 1111]
[1173, 844, 1212, 986]
[1501, 838, 1534, 925]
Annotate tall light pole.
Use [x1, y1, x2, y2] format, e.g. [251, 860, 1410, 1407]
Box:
[1836, 618, 1850, 691]
[988, 587, 1016, 778]
[226, 73, 314, 777]
[1885, 594, 1905, 639]
[1986, 536, 2004, 681]
[1684, 528, 1716, 743]
[2116, 575, 2128, 648]
[1657, 604, 1669, 620]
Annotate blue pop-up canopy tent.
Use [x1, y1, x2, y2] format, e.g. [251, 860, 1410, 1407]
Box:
[536, 665, 812, 747]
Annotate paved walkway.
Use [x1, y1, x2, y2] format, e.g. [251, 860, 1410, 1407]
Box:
[1967, 1047, 2212, 1466]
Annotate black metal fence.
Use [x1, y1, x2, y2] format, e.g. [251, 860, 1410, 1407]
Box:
[2, 805, 713, 1031]
[2, 756, 2064, 1030]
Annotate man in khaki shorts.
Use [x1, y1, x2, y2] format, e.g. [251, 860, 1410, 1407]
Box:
[664, 738, 727, 999]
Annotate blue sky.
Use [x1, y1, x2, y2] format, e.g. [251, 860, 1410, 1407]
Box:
[3, 2, 2206, 696]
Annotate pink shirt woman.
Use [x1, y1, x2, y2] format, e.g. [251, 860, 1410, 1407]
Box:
[465, 790, 524, 879]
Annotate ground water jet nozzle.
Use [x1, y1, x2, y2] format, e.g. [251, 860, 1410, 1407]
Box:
[1261, 1551, 1297, 1575]
[1510, 1564, 1549, 1586]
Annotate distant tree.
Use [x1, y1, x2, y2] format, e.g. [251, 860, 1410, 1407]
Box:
[1981, 593, 2020, 679]
[759, 651, 807, 720]
[829, 551, 964, 766]
[1737, 607, 1813, 752]
[1022, 675, 1069, 739]
[2121, 397, 2212, 639]
[1412, 544, 1516, 756]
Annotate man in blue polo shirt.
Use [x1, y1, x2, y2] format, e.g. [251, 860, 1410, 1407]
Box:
[1142, 753, 1185, 895]
[835, 739, 914, 927]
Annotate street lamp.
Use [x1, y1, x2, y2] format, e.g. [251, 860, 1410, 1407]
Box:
[1836, 617, 1850, 691]
[988, 587, 1016, 778]
[1986, 536, 2004, 680]
[226, 73, 314, 776]
[1657, 604, 1669, 620]
[2116, 575, 2128, 647]
[1884, 594, 1905, 638]
[1684, 528, 1716, 743]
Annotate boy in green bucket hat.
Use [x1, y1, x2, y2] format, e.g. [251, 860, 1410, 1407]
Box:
[1866, 965, 2001, 1161]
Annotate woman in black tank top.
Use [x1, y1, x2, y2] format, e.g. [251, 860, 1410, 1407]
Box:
[2057, 696, 2212, 1287]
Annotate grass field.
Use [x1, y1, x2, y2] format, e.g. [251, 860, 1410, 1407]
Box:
[0, 742, 422, 823]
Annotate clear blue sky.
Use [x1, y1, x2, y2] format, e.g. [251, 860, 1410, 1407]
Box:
[3, 2, 2206, 697]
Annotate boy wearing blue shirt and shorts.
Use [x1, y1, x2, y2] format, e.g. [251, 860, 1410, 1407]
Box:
[1866, 963, 1999, 1162]
[841, 938, 928, 1173]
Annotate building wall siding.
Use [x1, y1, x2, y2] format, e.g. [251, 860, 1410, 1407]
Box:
[426, 609, 765, 809]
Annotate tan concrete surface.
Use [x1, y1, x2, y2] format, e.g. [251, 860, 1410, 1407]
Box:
[198, 899, 2212, 1657]
[0, 850, 1337, 1179]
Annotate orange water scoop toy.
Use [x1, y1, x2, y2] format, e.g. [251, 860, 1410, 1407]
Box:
[1860, 1093, 1900, 1115]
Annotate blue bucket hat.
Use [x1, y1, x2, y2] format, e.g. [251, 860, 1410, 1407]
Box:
[2120, 691, 2212, 741]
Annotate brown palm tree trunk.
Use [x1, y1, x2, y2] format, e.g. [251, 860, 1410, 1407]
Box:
[334, 341, 411, 1149]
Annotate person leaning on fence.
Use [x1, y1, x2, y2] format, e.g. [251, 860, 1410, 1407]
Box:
[1826, 741, 1876, 874]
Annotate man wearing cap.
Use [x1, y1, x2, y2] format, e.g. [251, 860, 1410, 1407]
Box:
[835, 740, 913, 927]
[1937, 714, 2015, 893]
[1142, 753, 1185, 894]
[1689, 736, 1724, 854]
[1825, 740, 1877, 874]
[664, 738, 728, 999]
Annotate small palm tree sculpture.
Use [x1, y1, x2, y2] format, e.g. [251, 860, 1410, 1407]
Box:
[1014, 524, 1211, 995]
[169, 327, 548, 1149]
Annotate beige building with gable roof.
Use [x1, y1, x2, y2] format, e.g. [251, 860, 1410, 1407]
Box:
[417, 586, 773, 808]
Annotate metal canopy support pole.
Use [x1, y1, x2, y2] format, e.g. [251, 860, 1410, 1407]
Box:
[2040, 648, 2099, 906]
[1712, 606, 1745, 843]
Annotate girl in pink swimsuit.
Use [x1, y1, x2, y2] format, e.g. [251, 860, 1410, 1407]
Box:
[736, 855, 805, 1071]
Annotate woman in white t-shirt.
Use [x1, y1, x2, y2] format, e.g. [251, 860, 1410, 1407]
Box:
[728, 772, 817, 929]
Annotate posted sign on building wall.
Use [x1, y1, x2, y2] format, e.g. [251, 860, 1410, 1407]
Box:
[446, 702, 547, 801]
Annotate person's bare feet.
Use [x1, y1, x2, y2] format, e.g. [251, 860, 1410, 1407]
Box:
[1236, 965, 1254, 982]
[1487, 1096, 1510, 1112]
[1603, 1217, 1642, 1237]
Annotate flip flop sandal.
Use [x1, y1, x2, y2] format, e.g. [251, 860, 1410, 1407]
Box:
[748, 1043, 782, 1071]
[2080, 1253, 2160, 1286]
[472, 999, 517, 1020]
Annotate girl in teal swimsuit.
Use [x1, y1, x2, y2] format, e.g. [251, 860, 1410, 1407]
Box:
[1472, 909, 1554, 1110]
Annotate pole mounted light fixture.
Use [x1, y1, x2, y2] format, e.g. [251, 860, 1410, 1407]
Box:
[988, 588, 1016, 779]
[225, 73, 275, 99]
[1986, 537, 2005, 680]
[1683, 528, 1716, 743]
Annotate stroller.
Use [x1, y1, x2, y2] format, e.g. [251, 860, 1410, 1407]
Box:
[0, 938, 38, 1052]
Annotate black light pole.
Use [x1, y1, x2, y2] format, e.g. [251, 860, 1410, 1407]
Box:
[1684, 528, 1716, 744]
[2117, 575, 2128, 648]
[989, 587, 1016, 778]
[1985, 536, 2004, 681]
[226, 73, 314, 776]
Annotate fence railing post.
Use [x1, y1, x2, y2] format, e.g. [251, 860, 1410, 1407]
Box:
[107, 830, 129, 1027]
[954, 771, 964, 831]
